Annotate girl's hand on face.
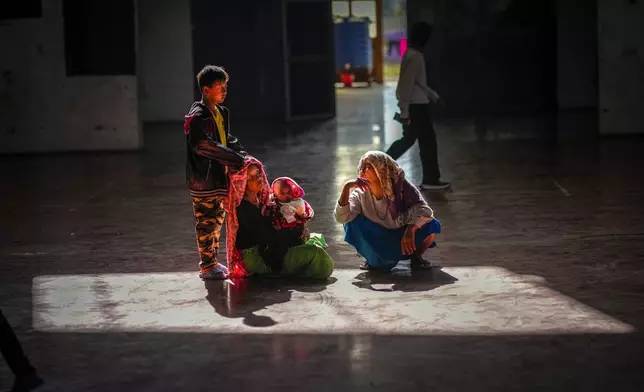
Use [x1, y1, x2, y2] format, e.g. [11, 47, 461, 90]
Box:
[346, 178, 370, 192]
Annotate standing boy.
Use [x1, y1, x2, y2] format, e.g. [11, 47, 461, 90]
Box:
[184, 65, 246, 279]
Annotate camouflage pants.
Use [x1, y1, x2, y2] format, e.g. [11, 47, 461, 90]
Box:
[192, 196, 226, 271]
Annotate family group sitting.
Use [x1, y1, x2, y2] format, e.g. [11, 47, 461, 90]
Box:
[185, 65, 442, 281]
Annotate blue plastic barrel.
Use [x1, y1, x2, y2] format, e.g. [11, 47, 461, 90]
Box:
[333, 17, 372, 72]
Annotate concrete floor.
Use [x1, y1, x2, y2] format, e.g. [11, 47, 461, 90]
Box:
[1, 85, 644, 391]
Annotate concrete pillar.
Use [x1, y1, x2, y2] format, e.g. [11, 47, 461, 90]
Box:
[0, 0, 141, 154]
[597, 0, 644, 135]
[556, 0, 598, 110]
[373, 0, 384, 84]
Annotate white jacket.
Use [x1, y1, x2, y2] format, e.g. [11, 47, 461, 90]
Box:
[396, 47, 440, 118]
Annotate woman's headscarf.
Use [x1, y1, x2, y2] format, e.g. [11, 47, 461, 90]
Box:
[357, 151, 424, 221]
[224, 156, 271, 278]
[271, 177, 305, 199]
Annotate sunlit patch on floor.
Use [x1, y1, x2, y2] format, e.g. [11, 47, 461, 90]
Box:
[32, 267, 635, 335]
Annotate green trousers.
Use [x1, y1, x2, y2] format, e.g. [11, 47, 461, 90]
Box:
[241, 233, 334, 279]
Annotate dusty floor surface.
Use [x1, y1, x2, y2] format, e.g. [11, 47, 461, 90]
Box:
[1, 85, 643, 391]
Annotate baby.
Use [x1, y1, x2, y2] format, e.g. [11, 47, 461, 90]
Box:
[266, 177, 314, 231]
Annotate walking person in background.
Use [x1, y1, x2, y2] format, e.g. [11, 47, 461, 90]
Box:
[386, 22, 450, 191]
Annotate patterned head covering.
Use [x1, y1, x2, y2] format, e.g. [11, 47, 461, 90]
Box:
[224, 156, 271, 278]
[271, 177, 305, 199]
[358, 151, 405, 201]
[357, 150, 424, 221]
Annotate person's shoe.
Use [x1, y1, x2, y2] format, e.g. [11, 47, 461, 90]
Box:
[359, 261, 374, 270]
[11, 371, 44, 392]
[410, 254, 433, 270]
[199, 263, 229, 280]
[419, 181, 450, 191]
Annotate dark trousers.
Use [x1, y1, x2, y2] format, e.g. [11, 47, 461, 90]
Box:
[386, 103, 441, 184]
[1, 309, 34, 377]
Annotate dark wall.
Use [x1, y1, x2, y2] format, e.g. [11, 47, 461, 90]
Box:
[284, 0, 336, 119]
[63, 0, 136, 76]
[408, 0, 557, 118]
[557, 0, 597, 109]
[191, 0, 287, 123]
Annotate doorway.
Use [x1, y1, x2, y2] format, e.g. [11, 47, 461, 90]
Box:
[331, 0, 385, 87]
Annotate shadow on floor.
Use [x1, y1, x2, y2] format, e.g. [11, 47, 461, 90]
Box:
[420, 189, 450, 204]
[204, 277, 338, 327]
[351, 267, 458, 292]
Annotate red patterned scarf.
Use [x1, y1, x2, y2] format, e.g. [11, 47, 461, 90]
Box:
[271, 176, 305, 198]
[224, 157, 271, 278]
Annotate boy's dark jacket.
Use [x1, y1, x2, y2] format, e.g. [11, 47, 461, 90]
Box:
[184, 101, 246, 198]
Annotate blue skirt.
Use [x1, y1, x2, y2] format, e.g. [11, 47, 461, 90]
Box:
[344, 215, 442, 271]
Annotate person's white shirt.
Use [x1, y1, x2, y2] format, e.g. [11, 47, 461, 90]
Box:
[334, 188, 434, 230]
[395, 47, 440, 119]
